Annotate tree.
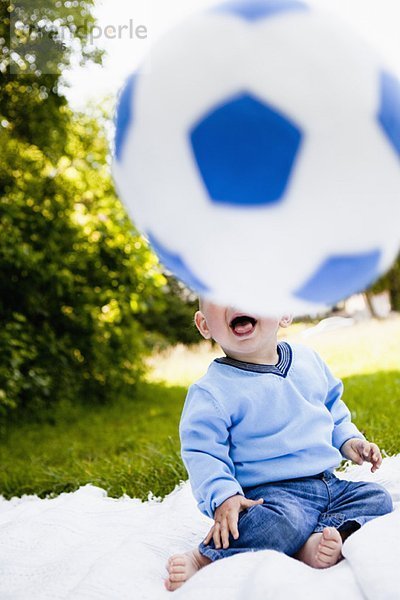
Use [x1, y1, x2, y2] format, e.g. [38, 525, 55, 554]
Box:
[1, 0, 102, 159]
[0, 2, 168, 418]
[369, 255, 400, 313]
[0, 102, 169, 418]
[135, 274, 201, 347]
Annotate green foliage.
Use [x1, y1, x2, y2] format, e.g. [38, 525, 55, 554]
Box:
[1, 0, 102, 159]
[136, 274, 200, 347]
[0, 101, 167, 417]
[1, 0, 103, 73]
[0, 0, 178, 419]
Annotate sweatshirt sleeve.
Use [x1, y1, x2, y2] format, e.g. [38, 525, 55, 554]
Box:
[179, 384, 244, 519]
[322, 360, 365, 454]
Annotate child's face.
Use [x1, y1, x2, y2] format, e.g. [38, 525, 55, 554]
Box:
[194, 300, 291, 361]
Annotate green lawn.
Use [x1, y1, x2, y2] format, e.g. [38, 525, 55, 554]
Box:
[1, 316, 399, 499]
[0, 383, 187, 500]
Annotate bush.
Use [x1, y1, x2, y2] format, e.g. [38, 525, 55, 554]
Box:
[135, 274, 200, 348]
[0, 110, 166, 419]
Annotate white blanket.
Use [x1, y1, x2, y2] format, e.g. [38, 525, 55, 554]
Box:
[0, 456, 399, 600]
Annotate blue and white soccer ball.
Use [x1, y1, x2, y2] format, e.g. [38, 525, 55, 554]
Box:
[113, 0, 400, 317]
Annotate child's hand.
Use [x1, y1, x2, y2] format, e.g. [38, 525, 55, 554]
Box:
[340, 438, 382, 473]
[203, 494, 263, 550]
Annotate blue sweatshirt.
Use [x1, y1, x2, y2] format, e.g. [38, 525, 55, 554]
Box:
[180, 342, 365, 519]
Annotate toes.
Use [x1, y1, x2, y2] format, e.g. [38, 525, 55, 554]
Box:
[318, 540, 339, 555]
[169, 572, 186, 583]
[170, 557, 186, 567]
[165, 578, 184, 592]
[314, 528, 343, 568]
[316, 553, 334, 566]
[167, 555, 178, 567]
[164, 578, 172, 591]
[319, 540, 338, 550]
[166, 555, 187, 576]
[170, 554, 185, 562]
[169, 565, 186, 574]
[316, 548, 339, 566]
[322, 527, 341, 542]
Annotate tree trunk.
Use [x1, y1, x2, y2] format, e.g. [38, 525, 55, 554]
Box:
[364, 291, 379, 318]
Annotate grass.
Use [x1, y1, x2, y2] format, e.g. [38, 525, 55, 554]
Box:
[0, 315, 399, 499]
[341, 371, 400, 455]
[148, 315, 400, 384]
[0, 382, 187, 500]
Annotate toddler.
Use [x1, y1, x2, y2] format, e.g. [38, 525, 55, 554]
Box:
[165, 300, 393, 591]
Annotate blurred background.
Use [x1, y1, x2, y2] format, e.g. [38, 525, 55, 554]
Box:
[0, 0, 399, 501]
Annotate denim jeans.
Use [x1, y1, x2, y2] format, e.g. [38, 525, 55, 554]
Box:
[198, 471, 393, 561]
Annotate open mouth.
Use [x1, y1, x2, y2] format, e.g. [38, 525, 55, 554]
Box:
[229, 314, 258, 337]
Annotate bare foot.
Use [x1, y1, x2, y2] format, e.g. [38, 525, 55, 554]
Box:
[295, 527, 343, 569]
[164, 548, 211, 591]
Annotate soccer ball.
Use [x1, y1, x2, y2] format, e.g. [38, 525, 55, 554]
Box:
[113, 0, 400, 317]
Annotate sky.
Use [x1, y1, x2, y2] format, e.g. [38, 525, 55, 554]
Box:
[64, 0, 400, 110]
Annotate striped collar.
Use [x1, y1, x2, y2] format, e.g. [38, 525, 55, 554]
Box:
[214, 342, 293, 377]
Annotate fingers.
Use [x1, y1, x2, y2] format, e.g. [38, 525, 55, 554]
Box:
[204, 511, 242, 549]
[206, 519, 230, 549]
[206, 496, 265, 550]
[220, 519, 231, 549]
[350, 439, 370, 465]
[241, 497, 264, 508]
[203, 526, 214, 546]
[355, 439, 371, 461]
[213, 521, 222, 549]
[353, 439, 383, 472]
[362, 441, 371, 460]
[227, 511, 239, 541]
[369, 443, 382, 472]
[213, 518, 235, 549]
[219, 511, 240, 549]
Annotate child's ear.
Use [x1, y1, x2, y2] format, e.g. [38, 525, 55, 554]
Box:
[194, 310, 212, 339]
[279, 314, 292, 328]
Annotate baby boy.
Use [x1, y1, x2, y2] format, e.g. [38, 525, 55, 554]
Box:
[165, 300, 393, 591]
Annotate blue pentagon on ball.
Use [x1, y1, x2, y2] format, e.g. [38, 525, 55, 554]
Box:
[115, 73, 136, 162]
[189, 93, 303, 207]
[294, 249, 381, 305]
[214, 0, 307, 22]
[147, 231, 209, 293]
[378, 70, 400, 159]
